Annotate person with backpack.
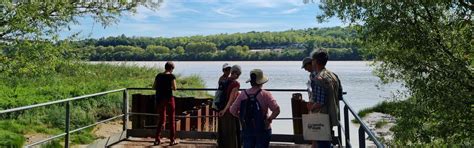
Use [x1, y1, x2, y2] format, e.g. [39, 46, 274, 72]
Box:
[152, 61, 178, 146]
[217, 65, 242, 148]
[230, 69, 280, 148]
[212, 63, 231, 110]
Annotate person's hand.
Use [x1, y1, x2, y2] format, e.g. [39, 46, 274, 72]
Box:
[308, 103, 322, 112]
[218, 109, 227, 117]
[265, 118, 273, 127]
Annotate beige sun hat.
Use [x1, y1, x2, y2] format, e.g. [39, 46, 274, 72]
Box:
[246, 69, 269, 85]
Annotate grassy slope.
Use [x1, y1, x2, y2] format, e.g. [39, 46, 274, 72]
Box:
[0, 63, 207, 147]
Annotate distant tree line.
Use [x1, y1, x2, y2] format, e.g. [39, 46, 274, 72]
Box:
[71, 27, 363, 61]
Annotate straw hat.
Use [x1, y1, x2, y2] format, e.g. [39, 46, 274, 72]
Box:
[246, 69, 269, 85]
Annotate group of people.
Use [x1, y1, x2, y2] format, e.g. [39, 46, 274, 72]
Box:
[151, 50, 342, 148]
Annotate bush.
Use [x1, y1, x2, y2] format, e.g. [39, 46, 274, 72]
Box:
[0, 130, 25, 147]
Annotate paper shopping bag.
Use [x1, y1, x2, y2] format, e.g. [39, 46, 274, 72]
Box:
[302, 113, 331, 141]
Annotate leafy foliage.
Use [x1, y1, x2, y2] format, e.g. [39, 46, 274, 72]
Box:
[317, 1, 474, 145]
[0, 1, 160, 42]
[1, 1, 162, 78]
[70, 27, 363, 61]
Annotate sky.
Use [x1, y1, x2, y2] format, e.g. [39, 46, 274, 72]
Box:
[65, 0, 344, 39]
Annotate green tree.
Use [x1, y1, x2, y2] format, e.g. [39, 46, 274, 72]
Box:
[173, 46, 185, 55]
[1, 1, 161, 76]
[317, 1, 473, 145]
[146, 45, 170, 54]
[185, 42, 218, 54]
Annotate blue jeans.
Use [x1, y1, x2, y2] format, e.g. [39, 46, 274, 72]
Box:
[242, 129, 272, 148]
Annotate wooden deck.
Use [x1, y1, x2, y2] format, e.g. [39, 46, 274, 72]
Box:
[110, 137, 312, 148]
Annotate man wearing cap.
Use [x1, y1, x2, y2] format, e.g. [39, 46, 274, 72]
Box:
[217, 65, 242, 148]
[230, 69, 280, 148]
[301, 57, 315, 102]
[309, 50, 343, 147]
[212, 63, 232, 110]
[219, 63, 232, 83]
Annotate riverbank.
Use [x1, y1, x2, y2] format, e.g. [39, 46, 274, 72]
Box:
[363, 112, 396, 144]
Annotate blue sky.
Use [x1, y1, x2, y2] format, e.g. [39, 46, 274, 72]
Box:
[66, 0, 344, 38]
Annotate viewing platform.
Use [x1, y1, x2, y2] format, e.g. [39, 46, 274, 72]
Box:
[0, 88, 384, 148]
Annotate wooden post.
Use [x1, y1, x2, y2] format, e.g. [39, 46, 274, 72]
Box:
[176, 119, 181, 131]
[197, 108, 202, 131]
[291, 93, 303, 135]
[204, 105, 210, 131]
[185, 113, 191, 131]
[211, 110, 217, 132]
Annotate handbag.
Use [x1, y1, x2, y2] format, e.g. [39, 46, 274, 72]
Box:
[302, 112, 331, 141]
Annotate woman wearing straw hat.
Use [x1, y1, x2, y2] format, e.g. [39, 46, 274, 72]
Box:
[230, 69, 280, 148]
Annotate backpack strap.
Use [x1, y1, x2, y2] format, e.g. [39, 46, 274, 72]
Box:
[244, 89, 262, 100]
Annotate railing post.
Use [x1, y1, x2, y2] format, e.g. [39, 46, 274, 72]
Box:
[291, 93, 303, 135]
[359, 126, 366, 148]
[344, 105, 350, 147]
[123, 89, 129, 131]
[65, 101, 70, 148]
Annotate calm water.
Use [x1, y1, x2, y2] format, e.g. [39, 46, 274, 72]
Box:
[93, 61, 400, 145]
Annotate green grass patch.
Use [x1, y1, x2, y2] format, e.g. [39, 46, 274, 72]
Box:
[375, 120, 389, 128]
[352, 100, 405, 123]
[0, 63, 207, 147]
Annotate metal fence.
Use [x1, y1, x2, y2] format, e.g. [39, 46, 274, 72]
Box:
[0, 88, 383, 148]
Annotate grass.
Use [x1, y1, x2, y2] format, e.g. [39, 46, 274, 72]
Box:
[375, 120, 389, 128]
[352, 100, 405, 124]
[0, 63, 207, 147]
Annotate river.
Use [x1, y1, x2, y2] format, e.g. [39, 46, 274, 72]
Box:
[93, 61, 401, 146]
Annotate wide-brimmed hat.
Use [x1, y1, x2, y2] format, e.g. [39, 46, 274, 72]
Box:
[222, 63, 231, 69]
[301, 57, 312, 68]
[246, 69, 269, 85]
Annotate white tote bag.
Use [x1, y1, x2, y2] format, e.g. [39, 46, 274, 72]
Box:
[302, 113, 331, 141]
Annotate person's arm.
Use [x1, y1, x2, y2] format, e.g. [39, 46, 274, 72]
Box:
[172, 79, 177, 91]
[153, 76, 158, 89]
[230, 93, 243, 118]
[266, 92, 280, 125]
[219, 87, 239, 116]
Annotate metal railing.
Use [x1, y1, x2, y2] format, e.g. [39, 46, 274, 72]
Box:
[340, 98, 384, 148]
[0, 88, 128, 148]
[0, 87, 384, 148]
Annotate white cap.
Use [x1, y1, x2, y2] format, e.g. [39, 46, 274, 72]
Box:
[222, 63, 231, 69]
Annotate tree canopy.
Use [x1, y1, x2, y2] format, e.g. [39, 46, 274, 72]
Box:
[0, 1, 161, 77]
[317, 1, 473, 145]
[69, 27, 363, 61]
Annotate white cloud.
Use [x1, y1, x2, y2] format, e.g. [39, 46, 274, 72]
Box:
[281, 8, 300, 14]
[202, 22, 273, 30]
[211, 0, 306, 17]
[128, 1, 200, 21]
[213, 7, 238, 17]
[240, 0, 304, 8]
